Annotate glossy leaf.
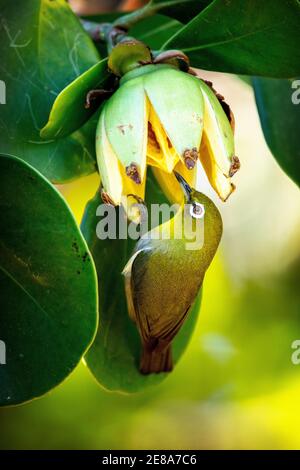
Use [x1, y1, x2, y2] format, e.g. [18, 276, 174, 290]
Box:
[93, 1, 211, 25]
[163, 0, 300, 78]
[0, 155, 98, 406]
[40, 59, 110, 140]
[130, 15, 182, 50]
[150, 0, 213, 23]
[0, 0, 100, 182]
[81, 13, 122, 23]
[0, 0, 100, 142]
[82, 172, 201, 393]
[82, 14, 182, 51]
[253, 77, 300, 187]
[0, 113, 99, 184]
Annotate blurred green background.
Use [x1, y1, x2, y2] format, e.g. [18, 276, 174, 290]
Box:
[0, 73, 300, 450]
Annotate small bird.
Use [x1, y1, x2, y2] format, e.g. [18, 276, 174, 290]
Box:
[123, 172, 223, 374]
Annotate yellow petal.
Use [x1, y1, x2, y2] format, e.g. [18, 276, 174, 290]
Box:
[147, 101, 179, 173]
[200, 137, 235, 201]
[200, 80, 235, 176]
[104, 77, 148, 181]
[96, 107, 146, 220]
[144, 67, 204, 160]
[152, 160, 197, 205]
[96, 109, 123, 206]
[121, 171, 147, 224]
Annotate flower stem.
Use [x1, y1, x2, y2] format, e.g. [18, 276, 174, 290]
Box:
[81, 0, 190, 51]
[81, 20, 129, 52]
[113, 0, 188, 29]
[80, 20, 111, 42]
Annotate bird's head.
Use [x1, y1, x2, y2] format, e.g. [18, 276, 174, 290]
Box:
[174, 171, 223, 245]
[174, 171, 204, 216]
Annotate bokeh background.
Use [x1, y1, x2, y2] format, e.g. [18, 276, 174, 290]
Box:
[0, 0, 300, 450]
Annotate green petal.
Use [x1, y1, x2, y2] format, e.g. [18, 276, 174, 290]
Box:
[96, 107, 123, 205]
[104, 77, 148, 180]
[144, 67, 204, 159]
[108, 40, 152, 77]
[198, 79, 235, 175]
[96, 106, 147, 220]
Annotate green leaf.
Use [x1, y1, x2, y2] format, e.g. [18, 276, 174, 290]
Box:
[82, 14, 182, 51]
[80, 2, 209, 25]
[163, 0, 300, 78]
[81, 13, 122, 23]
[0, 0, 101, 182]
[0, 154, 98, 406]
[40, 59, 110, 140]
[82, 172, 201, 393]
[130, 15, 182, 50]
[253, 77, 300, 187]
[0, 0, 100, 142]
[0, 114, 99, 184]
[150, 0, 213, 23]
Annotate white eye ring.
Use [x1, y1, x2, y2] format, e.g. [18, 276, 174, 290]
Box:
[190, 202, 205, 219]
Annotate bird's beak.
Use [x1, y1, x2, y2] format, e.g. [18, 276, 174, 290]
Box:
[174, 171, 192, 202]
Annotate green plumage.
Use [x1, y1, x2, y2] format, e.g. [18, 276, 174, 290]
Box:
[123, 178, 223, 374]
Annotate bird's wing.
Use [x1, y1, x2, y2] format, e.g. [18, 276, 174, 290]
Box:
[122, 248, 151, 323]
[125, 247, 192, 350]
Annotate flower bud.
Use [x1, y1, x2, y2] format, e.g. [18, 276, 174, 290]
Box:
[96, 63, 239, 220]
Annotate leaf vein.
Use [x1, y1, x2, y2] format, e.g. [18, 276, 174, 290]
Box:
[0, 264, 51, 320]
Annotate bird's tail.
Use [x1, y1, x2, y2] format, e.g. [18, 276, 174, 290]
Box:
[140, 345, 173, 374]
